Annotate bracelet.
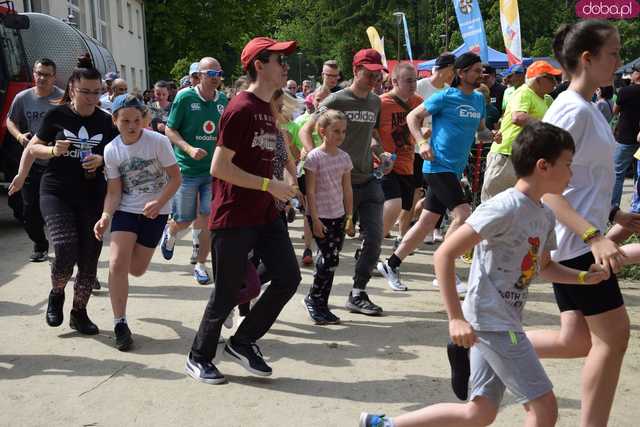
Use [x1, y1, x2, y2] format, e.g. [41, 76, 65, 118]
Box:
[577, 271, 587, 284]
[609, 206, 620, 223]
[261, 177, 270, 192]
[101, 212, 111, 220]
[418, 139, 429, 147]
[581, 226, 600, 243]
[50, 146, 56, 157]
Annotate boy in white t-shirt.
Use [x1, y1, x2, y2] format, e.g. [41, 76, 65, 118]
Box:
[94, 94, 181, 351]
[359, 122, 608, 427]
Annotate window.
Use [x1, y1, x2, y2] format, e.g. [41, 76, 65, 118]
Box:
[120, 65, 126, 81]
[127, 2, 133, 33]
[30, 0, 50, 13]
[67, 0, 86, 33]
[131, 66, 136, 89]
[136, 8, 141, 38]
[139, 69, 144, 89]
[116, 0, 123, 27]
[91, 0, 110, 49]
[0, 24, 30, 82]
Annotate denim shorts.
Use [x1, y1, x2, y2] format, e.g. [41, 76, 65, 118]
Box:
[171, 175, 212, 222]
[111, 211, 169, 248]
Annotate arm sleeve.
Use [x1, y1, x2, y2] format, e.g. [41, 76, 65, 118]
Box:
[466, 199, 515, 241]
[103, 145, 121, 179]
[424, 90, 444, 116]
[8, 93, 24, 124]
[157, 134, 178, 167]
[303, 150, 318, 173]
[512, 90, 532, 113]
[35, 108, 59, 143]
[217, 107, 251, 151]
[166, 93, 184, 130]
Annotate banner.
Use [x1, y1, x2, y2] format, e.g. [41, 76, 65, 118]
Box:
[451, 0, 489, 62]
[366, 26, 388, 67]
[500, 0, 523, 65]
[401, 14, 413, 61]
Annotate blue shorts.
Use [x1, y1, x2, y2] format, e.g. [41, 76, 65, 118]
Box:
[111, 211, 169, 248]
[171, 175, 212, 222]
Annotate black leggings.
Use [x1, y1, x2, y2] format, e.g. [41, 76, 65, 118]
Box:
[40, 192, 103, 310]
[307, 216, 345, 306]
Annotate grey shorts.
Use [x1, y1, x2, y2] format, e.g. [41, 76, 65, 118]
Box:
[469, 331, 553, 405]
[480, 152, 517, 203]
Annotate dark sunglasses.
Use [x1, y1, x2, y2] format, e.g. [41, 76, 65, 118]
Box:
[201, 69, 224, 78]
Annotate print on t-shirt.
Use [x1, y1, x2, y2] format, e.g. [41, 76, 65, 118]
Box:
[62, 125, 103, 158]
[516, 237, 540, 290]
[119, 157, 167, 195]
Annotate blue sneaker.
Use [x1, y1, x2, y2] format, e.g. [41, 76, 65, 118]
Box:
[194, 265, 211, 285]
[359, 413, 391, 427]
[185, 352, 226, 385]
[160, 225, 175, 260]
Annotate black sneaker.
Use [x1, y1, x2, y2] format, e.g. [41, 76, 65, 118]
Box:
[345, 292, 383, 316]
[46, 290, 65, 327]
[447, 341, 470, 400]
[302, 297, 328, 325]
[29, 250, 48, 262]
[114, 322, 133, 351]
[69, 309, 99, 335]
[224, 338, 272, 376]
[185, 352, 227, 385]
[321, 307, 341, 325]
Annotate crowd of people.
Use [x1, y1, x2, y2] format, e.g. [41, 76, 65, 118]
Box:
[4, 18, 640, 427]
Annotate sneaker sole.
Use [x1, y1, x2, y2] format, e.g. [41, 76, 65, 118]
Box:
[224, 345, 272, 377]
[30, 257, 48, 262]
[116, 336, 133, 352]
[377, 264, 408, 292]
[358, 412, 371, 427]
[185, 362, 227, 385]
[345, 301, 382, 316]
[69, 320, 99, 335]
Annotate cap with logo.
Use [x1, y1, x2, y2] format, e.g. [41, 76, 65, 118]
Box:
[240, 37, 297, 71]
[526, 61, 562, 79]
[352, 48, 388, 72]
[111, 94, 145, 114]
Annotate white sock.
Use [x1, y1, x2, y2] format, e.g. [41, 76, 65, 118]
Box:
[114, 316, 127, 326]
[351, 289, 362, 297]
[192, 228, 201, 246]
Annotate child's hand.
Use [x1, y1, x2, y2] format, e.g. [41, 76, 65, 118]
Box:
[583, 264, 611, 284]
[449, 318, 477, 349]
[93, 215, 111, 241]
[312, 218, 326, 238]
[143, 200, 161, 219]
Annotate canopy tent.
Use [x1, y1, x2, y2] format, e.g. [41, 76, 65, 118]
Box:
[617, 57, 640, 74]
[417, 44, 533, 72]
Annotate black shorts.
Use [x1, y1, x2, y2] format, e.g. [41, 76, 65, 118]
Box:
[553, 251, 624, 316]
[381, 172, 416, 210]
[422, 172, 470, 215]
[110, 210, 169, 248]
[413, 153, 425, 188]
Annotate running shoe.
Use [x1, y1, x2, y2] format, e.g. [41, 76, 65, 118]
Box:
[345, 292, 383, 316]
[69, 308, 99, 335]
[190, 243, 199, 265]
[46, 289, 64, 327]
[29, 250, 48, 262]
[302, 297, 329, 325]
[321, 307, 341, 325]
[447, 341, 470, 400]
[424, 231, 435, 245]
[301, 248, 313, 266]
[433, 228, 444, 242]
[359, 413, 393, 427]
[194, 265, 211, 285]
[224, 338, 272, 376]
[432, 276, 468, 298]
[160, 225, 175, 260]
[185, 352, 226, 385]
[377, 261, 407, 291]
[114, 322, 133, 351]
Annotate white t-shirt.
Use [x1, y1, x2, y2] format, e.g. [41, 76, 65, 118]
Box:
[542, 89, 616, 262]
[415, 77, 448, 152]
[104, 129, 177, 215]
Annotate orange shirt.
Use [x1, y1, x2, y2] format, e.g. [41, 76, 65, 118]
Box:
[378, 93, 423, 175]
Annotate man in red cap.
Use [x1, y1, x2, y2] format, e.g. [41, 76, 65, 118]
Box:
[186, 37, 300, 385]
[300, 48, 394, 318]
[481, 60, 560, 201]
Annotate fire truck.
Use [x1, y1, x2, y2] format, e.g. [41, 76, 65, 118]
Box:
[0, 1, 116, 217]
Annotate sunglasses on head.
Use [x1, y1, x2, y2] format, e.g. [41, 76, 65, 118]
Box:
[201, 69, 224, 78]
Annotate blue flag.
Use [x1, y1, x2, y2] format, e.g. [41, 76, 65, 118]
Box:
[451, 0, 489, 62]
[401, 13, 413, 61]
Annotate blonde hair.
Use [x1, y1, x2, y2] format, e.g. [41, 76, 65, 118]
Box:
[315, 109, 347, 133]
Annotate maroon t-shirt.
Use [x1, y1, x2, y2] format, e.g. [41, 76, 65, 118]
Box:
[209, 91, 279, 230]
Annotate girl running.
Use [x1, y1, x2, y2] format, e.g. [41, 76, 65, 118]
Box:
[94, 94, 181, 351]
[302, 109, 354, 325]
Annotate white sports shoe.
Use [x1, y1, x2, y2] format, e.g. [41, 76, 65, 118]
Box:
[377, 261, 407, 291]
[223, 307, 235, 329]
[433, 228, 444, 242]
[432, 275, 467, 297]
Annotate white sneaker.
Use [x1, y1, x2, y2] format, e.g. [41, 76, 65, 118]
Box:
[223, 308, 235, 329]
[377, 261, 407, 291]
[433, 228, 444, 242]
[432, 276, 467, 297]
[424, 232, 435, 244]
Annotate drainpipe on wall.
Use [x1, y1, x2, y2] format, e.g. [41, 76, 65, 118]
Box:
[141, 0, 149, 89]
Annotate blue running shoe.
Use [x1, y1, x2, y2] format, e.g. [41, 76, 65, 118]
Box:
[359, 413, 391, 427]
[160, 225, 175, 260]
[194, 265, 211, 285]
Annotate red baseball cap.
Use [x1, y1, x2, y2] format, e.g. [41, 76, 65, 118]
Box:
[240, 37, 297, 71]
[526, 60, 562, 79]
[353, 49, 387, 72]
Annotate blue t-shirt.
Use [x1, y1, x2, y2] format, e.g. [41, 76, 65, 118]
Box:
[422, 87, 485, 176]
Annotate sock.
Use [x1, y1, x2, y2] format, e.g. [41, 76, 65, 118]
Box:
[351, 288, 362, 297]
[114, 316, 127, 326]
[191, 228, 201, 246]
[388, 253, 402, 270]
[196, 262, 207, 272]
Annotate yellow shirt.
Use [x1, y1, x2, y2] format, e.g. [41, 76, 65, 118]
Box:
[491, 84, 553, 155]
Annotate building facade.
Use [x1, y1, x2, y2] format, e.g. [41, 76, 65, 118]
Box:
[16, 0, 148, 90]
